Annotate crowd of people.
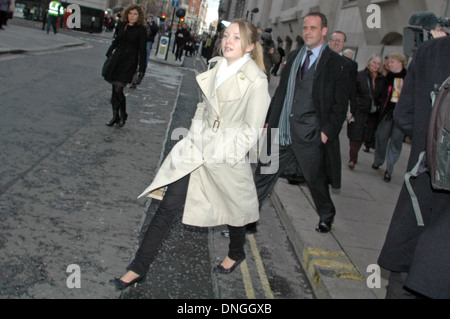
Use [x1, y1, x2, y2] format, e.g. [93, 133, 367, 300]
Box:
[99, 3, 448, 299]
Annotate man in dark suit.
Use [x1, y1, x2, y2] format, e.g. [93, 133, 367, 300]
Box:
[378, 32, 450, 299]
[253, 12, 350, 233]
[326, 31, 358, 189]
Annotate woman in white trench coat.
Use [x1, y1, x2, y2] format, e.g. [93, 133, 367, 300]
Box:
[109, 20, 271, 290]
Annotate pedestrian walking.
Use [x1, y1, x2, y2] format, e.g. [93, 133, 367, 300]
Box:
[378, 32, 450, 299]
[46, 0, 63, 34]
[372, 53, 407, 182]
[102, 4, 147, 128]
[0, 0, 11, 30]
[175, 23, 190, 61]
[109, 19, 270, 290]
[326, 30, 358, 191]
[145, 16, 159, 65]
[252, 12, 350, 234]
[347, 55, 385, 168]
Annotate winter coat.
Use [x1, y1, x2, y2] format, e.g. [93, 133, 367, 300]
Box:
[378, 36, 450, 299]
[104, 21, 147, 84]
[146, 22, 159, 43]
[347, 69, 385, 141]
[138, 57, 271, 227]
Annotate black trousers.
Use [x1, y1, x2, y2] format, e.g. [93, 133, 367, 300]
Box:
[127, 175, 246, 277]
[254, 143, 336, 223]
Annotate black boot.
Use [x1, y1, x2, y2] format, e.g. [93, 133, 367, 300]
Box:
[106, 101, 120, 127]
[118, 100, 128, 128]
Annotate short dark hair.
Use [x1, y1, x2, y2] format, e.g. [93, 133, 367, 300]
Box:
[331, 31, 347, 42]
[305, 12, 328, 29]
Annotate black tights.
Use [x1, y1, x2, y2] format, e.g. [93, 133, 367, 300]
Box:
[112, 85, 125, 106]
[127, 175, 246, 277]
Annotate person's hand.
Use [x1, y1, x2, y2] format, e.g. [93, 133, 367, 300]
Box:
[346, 113, 353, 121]
[136, 72, 144, 85]
[321, 132, 328, 144]
[430, 29, 447, 39]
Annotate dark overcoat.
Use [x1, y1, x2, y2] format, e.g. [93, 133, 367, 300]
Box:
[104, 21, 147, 84]
[377, 36, 450, 299]
[267, 45, 349, 143]
[347, 69, 385, 141]
[266, 45, 350, 181]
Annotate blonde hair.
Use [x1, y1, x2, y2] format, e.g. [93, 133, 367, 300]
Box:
[220, 19, 265, 72]
[366, 54, 382, 69]
[388, 52, 407, 68]
[121, 4, 146, 26]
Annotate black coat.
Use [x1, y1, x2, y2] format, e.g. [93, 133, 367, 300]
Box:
[347, 69, 385, 141]
[325, 55, 357, 189]
[378, 36, 450, 299]
[267, 45, 350, 143]
[266, 45, 350, 189]
[104, 21, 147, 84]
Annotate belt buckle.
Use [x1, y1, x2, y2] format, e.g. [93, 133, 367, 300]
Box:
[212, 120, 220, 133]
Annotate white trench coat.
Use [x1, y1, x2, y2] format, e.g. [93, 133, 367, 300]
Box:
[138, 57, 271, 227]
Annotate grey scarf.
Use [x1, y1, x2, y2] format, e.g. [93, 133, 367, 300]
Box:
[278, 45, 325, 146]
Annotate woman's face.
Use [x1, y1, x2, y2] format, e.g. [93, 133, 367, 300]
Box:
[388, 58, 403, 73]
[368, 57, 381, 73]
[128, 9, 139, 25]
[222, 23, 253, 65]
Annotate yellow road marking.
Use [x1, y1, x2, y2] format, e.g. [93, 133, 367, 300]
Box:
[239, 260, 255, 299]
[248, 234, 275, 299]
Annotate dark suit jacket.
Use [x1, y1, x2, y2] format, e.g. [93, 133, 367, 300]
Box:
[267, 45, 350, 143]
[378, 36, 450, 299]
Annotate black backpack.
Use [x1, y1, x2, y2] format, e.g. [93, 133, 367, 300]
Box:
[405, 76, 450, 226]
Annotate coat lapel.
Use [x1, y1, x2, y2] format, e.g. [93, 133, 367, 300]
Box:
[196, 57, 260, 116]
[314, 45, 331, 81]
[196, 58, 221, 116]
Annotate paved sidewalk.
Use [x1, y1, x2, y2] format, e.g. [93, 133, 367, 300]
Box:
[0, 22, 86, 54]
[1, 19, 409, 299]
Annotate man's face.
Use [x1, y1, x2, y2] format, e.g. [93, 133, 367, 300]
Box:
[303, 16, 327, 49]
[329, 32, 346, 54]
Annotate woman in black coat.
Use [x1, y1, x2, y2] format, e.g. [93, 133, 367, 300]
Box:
[347, 55, 385, 168]
[103, 4, 147, 128]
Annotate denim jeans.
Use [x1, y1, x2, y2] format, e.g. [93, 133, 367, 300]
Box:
[146, 41, 154, 65]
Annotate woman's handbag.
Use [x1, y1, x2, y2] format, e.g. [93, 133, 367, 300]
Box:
[102, 53, 118, 80]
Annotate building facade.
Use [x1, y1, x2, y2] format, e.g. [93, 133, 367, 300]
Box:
[218, 0, 450, 68]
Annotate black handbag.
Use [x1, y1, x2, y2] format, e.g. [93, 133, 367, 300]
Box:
[102, 54, 118, 80]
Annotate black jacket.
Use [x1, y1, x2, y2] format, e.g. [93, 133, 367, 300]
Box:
[267, 45, 350, 143]
[146, 22, 159, 43]
[105, 21, 147, 84]
[378, 36, 450, 299]
[347, 69, 385, 141]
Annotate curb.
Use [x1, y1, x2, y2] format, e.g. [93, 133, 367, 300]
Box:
[0, 42, 87, 55]
[270, 180, 377, 299]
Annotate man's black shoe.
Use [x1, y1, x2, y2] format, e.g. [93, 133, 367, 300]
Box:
[315, 220, 332, 233]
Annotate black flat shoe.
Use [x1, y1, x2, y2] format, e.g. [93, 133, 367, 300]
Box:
[384, 172, 391, 182]
[109, 276, 144, 290]
[315, 220, 332, 233]
[214, 257, 245, 275]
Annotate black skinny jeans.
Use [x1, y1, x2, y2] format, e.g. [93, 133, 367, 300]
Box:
[127, 175, 246, 277]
